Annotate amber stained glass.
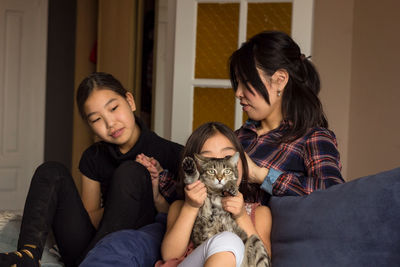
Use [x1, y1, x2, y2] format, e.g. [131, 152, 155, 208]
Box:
[193, 87, 235, 131]
[247, 3, 292, 39]
[195, 3, 239, 79]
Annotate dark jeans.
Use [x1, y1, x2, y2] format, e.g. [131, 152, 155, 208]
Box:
[18, 160, 155, 267]
[80, 213, 167, 267]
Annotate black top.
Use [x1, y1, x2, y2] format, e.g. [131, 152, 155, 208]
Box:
[79, 117, 183, 202]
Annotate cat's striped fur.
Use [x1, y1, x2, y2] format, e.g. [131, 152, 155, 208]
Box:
[182, 152, 271, 267]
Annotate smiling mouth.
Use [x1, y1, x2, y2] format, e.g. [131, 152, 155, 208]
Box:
[110, 128, 124, 138]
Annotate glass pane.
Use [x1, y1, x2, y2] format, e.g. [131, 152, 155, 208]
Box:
[195, 3, 239, 79]
[247, 3, 292, 39]
[193, 87, 235, 131]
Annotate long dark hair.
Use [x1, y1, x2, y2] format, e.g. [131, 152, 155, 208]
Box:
[76, 72, 128, 121]
[229, 31, 328, 142]
[177, 122, 262, 202]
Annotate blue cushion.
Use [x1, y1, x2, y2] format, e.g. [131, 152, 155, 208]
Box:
[269, 167, 400, 267]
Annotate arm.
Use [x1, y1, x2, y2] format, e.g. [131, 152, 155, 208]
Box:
[254, 206, 272, 257]
[161, 181, 207, 260]
[246, 130, 344, 196]
[136, 153, 170, 213]
[222, 194, 271, 255]
[81, 174, 103, 228]
[273, 130, 344, 195]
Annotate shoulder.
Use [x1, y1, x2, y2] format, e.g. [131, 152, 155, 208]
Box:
[303, 127, 339, 148]
[306, 127, 337, 141]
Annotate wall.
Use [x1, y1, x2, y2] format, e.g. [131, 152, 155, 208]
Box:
[313, 0, 400, 180]
[313, 0, 355, 179]
[347, 0, 400, 179]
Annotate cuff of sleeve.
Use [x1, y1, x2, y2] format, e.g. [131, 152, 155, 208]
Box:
[260, 168, 283, 194]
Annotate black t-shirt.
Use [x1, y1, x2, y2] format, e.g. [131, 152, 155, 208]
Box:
[79, 119, 183, 203]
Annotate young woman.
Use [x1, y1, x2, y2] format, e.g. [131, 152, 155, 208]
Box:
[0, 72, 182, 267]
[156, 122, 272, 267]
[230, 31, 345, 200]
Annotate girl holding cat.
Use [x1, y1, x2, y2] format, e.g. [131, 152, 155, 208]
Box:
[230, 31, 345, 200]
[156, 122, 272, 267]
[0, 72, 182, 267]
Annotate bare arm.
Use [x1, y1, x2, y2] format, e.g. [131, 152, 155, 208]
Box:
[222, 193, 272, 255]
[161, 180, 207, 260]
[81, 174, 103, 229]
[254, 206, 272, 257]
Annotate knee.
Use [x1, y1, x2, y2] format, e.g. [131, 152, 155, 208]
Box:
[32, 161, 71, 185]
[206, 232, 245, 265]
[111, 160, 150, 188]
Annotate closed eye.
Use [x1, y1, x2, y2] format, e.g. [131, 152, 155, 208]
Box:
[89, 117, 101, 124]
[111, 105, 119, 111]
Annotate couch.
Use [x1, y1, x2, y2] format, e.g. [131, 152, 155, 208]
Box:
[269, 167, 400, 266]
[1, 167, 399, 266]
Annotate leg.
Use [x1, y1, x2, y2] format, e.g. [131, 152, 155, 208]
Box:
[1, 161, 96, 267]
[178, 231, 245, 267]
[78, 161, 156, 261]
[80, 213, 167, 267]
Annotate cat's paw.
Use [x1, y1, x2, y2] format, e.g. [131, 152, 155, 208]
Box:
[182, 157, 199, 184]
[223, 182, 238, 196]
[182, 157, 197, 175]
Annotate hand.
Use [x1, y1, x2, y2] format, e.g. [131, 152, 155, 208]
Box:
[222, 191, 246, 219]
[136, 154, 169, 213]
[184, 180, 207, 209]
[245, 153, 269, 184]
[136, 153, 163, 180]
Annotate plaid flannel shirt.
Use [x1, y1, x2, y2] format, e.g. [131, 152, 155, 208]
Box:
[158, 170, 178, 203]
[236, 120, 344, 197]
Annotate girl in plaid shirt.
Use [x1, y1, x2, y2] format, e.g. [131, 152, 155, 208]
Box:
[229, 31, 345, 199]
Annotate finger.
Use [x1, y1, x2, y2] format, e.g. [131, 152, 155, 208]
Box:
[186, 180, 202, 190]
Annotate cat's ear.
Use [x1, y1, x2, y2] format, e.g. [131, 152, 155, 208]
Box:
[228, 152, 240, 166]
[193, 154, 206, 171]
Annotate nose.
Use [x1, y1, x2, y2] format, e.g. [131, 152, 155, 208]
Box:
[103, 114, 115, 129]
[235, 84, 243, 99]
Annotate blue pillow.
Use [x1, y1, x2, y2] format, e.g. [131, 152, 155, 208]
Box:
[269, 167, 400, 267]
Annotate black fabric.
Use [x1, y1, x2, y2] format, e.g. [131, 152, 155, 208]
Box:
[18, 162, 95, 267]
[16, 118, 183, 267]
[79, 117, 183, 204]
[79, 161, 156, 261]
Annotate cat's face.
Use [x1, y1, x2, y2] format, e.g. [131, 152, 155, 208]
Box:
[194, 153, 239, 191]
[199, 131, 243, 182]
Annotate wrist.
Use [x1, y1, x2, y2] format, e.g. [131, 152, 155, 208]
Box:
[255, 167, 269, 184]
[183, 201, 201, 212]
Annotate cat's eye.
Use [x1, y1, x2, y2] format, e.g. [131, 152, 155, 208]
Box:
[224, 169, 232, 175]
[207, 169, 216, 175]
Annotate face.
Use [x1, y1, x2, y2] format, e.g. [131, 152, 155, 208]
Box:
[235, 68, 283, 123]
[84, 88, 137, 153]
[200, 132, 243, 185]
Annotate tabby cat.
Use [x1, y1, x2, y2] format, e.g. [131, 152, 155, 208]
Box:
[182, 152, 271, 267]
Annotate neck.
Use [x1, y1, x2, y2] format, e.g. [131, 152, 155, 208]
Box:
[257, 112, 283, 136]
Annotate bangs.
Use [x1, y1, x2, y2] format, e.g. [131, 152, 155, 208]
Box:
[229, 43, 270, 103]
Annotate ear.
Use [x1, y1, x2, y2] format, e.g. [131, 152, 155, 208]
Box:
[228, 152, 240, 166]
[194, 153, 206, 164]
[272, 69, 289, 92]
[193, 154, 206, 171]
[125, 92, 136, 112]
